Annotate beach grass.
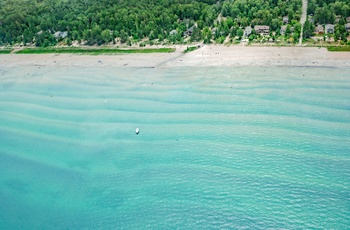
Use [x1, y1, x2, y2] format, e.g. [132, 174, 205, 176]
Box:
[0, 49, 13, 54]
[327, 46, 350, 52]
[15, 47, 176, 54]
[184, 46, 198, 53]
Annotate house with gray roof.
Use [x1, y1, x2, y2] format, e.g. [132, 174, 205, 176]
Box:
[280, 26, 287, 35]
[54, 31, 68, 39]
[169, 30, 177, 36]
[244, 26, 252, 37]
[184, 25, 195, 36]
[345, 23, 350, 32]
[254, 25, 269, 35]
[325, 24, 334, 34]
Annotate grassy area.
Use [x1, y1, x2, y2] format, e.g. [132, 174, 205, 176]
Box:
[327, 46, 350, 52]
[15, 47, 176, 54]
[184, 46, 198, 53]
[0, 49, 13, 54]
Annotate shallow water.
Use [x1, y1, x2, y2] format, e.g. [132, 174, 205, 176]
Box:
[0, 66, 350, 229]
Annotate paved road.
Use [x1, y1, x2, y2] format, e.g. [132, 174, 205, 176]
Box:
[299, 0, 308, 45]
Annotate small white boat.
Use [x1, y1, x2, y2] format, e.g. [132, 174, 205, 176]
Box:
[135, 128, 140, 134]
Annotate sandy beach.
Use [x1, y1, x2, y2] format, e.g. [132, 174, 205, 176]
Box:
[1, 46, 350, 68]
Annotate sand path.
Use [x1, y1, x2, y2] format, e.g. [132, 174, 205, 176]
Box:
[299, 0, 308, 45]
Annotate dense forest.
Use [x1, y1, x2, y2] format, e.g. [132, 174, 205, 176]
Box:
[0, 0, 348, 46]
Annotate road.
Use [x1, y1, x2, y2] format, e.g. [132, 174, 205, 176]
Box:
[299, 0, 308, 45]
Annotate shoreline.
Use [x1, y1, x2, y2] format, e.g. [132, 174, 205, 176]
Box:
[1, 46, 350, 68]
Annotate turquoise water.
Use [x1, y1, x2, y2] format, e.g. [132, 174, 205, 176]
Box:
[0, 66, 350, 229]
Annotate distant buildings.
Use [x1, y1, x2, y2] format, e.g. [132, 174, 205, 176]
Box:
[244, 26, 252, 37]
[184, 26, 195, 36]
[325, 24, 334, 34]
[315, 25, 324, 34]
[53, 31, 68, 39]
[283, 16, 289, 24]
[280, 26, 287, 35]
[169, 30, 177, 36]
[254, 25, 270, 35]
[345, 23, 350, 32]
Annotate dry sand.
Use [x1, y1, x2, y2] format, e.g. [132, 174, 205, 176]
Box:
[1, 46, 350, 68]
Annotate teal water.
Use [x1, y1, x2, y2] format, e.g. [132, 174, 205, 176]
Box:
[0, 65, 349, 229]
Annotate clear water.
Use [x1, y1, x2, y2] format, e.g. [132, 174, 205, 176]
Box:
[1, 66, 349, 229]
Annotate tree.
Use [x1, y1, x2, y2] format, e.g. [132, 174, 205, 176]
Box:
[190, 27, 202, 42]
[303, 20, 315, 38]
[342, 5, 350, 17]
[101, 29, 111, 43]
[236, 28, 243, 39]
[270, 18, 280, 31]
[202, 26, 212, 44]
[120, 30, 128, 43]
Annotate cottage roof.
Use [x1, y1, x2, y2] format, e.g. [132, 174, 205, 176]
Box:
[315, 25, 324, 33]
[345, 23, 350, 31]
[254, 25, 269, 30]
[325, 24, 334, 34]
[244, 26, 252, 33]
[188, 25, 195, 32]
[280, 25, 287, 34]
[325, 24, 334, 30]
[244, 26, 252, 36]
[54, 31, 68, 38]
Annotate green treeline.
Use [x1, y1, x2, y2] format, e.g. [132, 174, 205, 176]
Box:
[1, 0, 303, 46]
[3, 0, 350, 47]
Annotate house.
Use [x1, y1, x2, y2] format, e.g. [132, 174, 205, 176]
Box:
[280, 26, 287, 35]
[211, 27, 217, 35]
[347, 17, 350, 22]
[334, 16, 341, 24]
[244, 26, 252, 37]
[184, 25, 195, 36]
[315, 25, 324, 34]
[54, 31, 68, 39]
[254, 25, 269, 35]
[169, 30, 177, 36]
[345, 23, 350, 32]
[325, 24, 334, 34]
[283, 16, 289, 24]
